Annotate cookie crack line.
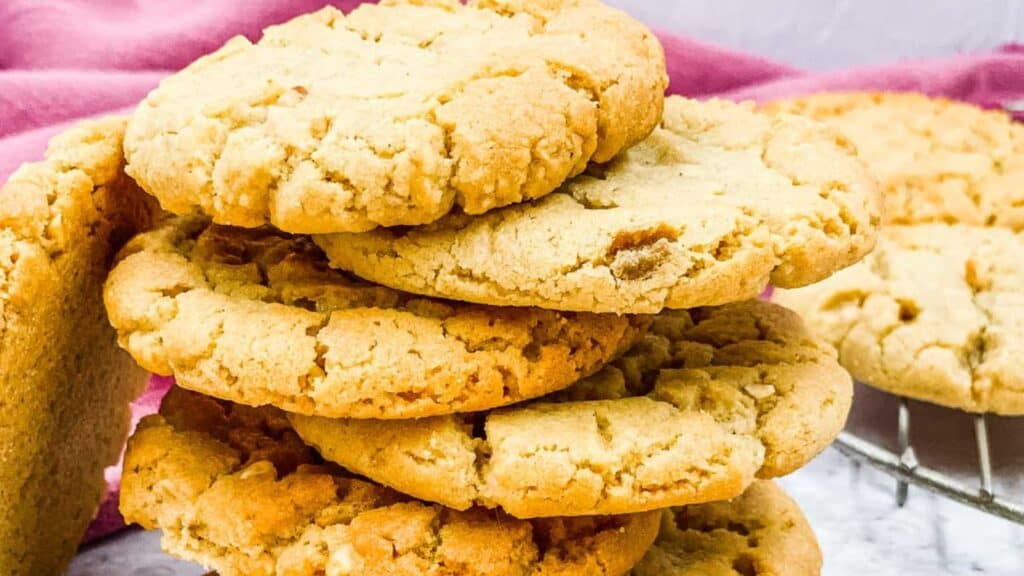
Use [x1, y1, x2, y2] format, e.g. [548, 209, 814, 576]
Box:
[124, 1, 667, 234]
[289, 300, 852, 518]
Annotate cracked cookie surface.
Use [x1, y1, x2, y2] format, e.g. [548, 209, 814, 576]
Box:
[120, 387, 660, 576]
[316, 96, 881, 313]
[104, 215, 647, 419]
[630, 480, 821, 576]
[290, 300, 852, 518]
[1, 117, 157, 575]
[124, 0, 667, 234]
[775, 224, 1024, 414]
[766, 92, 1024, 229]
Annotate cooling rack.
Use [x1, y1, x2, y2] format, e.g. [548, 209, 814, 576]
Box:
[832, 397, 1024, 525]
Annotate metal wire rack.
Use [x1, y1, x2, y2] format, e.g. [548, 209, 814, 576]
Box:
[832, 396, 1024, 525]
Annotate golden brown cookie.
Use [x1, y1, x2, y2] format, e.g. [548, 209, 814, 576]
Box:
[775, 224, 1024, 415]
[630, 481, 821, 576]
[0, 117, 157, 575]
[125, 0, 667, 234]
[316, 96, 881, 313]
[290, 300, 852, 518]
[766, 92, 1024, 229]
[104, 215, 647, 419]
[120, 387, 661, 576]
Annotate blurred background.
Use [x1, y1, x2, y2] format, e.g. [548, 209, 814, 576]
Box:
[607, 0, 1023, 69]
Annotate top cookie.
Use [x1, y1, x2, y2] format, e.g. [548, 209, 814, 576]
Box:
[1, 117, 157, 574]
[124, 0, 667, 234]
[316, 96, 881, 313]
[766, 92, 1024, 229]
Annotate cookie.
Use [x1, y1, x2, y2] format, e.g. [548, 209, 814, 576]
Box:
[775, 224, 1024, 415]
[0, 117, 157, 575]
[766, 92, 1024, 229]
[315, 96, 881, 313]
[290, 300, 852, 518]
[104, 215, 647, 419]
[124, 0, 667, 234]
[630, 480, 821, 576]
[121, 387, 661, 576]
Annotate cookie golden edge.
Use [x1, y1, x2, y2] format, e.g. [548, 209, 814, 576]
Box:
[0, 117, 158, 575]
[120, 387, 661, 576]
[124, 0, 668, 234]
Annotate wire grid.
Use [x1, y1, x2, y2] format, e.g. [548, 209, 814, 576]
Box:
[832, 395, 1024, 525]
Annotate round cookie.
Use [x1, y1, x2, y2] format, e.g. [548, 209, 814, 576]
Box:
[0, 117, 157, 574]
[630, 481, 821, 576]
[121, 387, 660, 576]
[104, 215, 647, 419]
[315, 96, 881, 313]
[290, 300, 852, 518]
[124, 0, 667, 234]
[775, 224, 1024, 415]
[766, 92, 1024, 229]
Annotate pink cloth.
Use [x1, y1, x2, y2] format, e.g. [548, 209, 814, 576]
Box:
[1, 1, 1022, 546]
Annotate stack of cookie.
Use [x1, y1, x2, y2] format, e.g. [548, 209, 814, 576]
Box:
[97, 2, 882, 574]
[772, 93, 1024, 416]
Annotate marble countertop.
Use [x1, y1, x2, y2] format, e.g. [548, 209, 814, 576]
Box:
[67, 385, 1024, 576]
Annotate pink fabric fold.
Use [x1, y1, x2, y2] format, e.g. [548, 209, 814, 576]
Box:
[1, 0, 1021, 546]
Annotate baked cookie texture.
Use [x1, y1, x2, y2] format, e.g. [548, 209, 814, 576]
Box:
[316, 96, 881, 313]
[630, 481, 821, 576]
[290, 300, 852, 517]
[771, 92, 1024, 414]
[124, 0, 667, 234]
[104, 215, 648, 419]
[0, 117, 157, 575]
[775, 224, 1024, 415]
[765, 92, 1024, 229]
[121, 387, 661, 576]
